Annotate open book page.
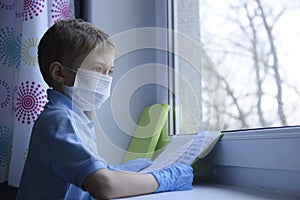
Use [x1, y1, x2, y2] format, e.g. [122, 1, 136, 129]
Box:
[140, 131, 223, 173]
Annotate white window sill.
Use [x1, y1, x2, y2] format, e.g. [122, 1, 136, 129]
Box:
[115, 184, 294, 200]
[195, 126, 300, 198]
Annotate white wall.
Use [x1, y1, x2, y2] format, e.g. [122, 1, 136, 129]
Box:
[84, 0, 168, 164]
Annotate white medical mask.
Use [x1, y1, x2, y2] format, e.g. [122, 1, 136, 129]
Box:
[62, 67, 113, 111]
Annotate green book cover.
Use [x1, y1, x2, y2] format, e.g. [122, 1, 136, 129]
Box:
[124, 104, 170, 162]
[152, 121, 172, 160]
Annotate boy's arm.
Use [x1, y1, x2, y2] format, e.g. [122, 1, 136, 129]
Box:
[84, 164, 193, 199]
[84, 168, 158, 199]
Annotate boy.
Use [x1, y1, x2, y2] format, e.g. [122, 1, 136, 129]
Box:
[17, 19, 193, 199]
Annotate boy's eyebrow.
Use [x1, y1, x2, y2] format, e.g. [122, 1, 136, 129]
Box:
[92, 61, 113, 67]
[92, 61, 106, 66]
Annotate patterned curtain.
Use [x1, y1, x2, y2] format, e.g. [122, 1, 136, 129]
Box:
[0, 0, 74, 187]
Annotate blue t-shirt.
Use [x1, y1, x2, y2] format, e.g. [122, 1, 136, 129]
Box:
[17, 89, 107, 199]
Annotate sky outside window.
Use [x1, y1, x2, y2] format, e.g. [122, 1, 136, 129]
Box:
[199, 0, 300, 130]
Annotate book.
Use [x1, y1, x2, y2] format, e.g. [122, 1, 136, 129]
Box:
[151, 120, 172, 160]
[124, 104, 170, 162]
[140, 131, 223, 172]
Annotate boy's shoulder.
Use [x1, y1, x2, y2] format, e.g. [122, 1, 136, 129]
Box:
[37, 91, 89, 126]
[33, 106, 73, 137]
[33, 89, 91, 133]
[33, 90, 75, 127]
[41, 89, 74, 117]
[40, 104, 72, 122]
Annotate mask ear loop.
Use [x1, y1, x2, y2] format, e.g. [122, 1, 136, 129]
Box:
[64, 66, 78, 74]
[62, 66, 78, 87]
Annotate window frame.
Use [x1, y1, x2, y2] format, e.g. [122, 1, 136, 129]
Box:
[168, 0, 300, 197]
[197, 125, 300, 197]
[168, 0, 300, 133]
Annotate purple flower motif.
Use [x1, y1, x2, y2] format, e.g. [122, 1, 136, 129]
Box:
[51, 0, 71, 23]
[22, 0, 45, 21]
[15, 81, 47, 124]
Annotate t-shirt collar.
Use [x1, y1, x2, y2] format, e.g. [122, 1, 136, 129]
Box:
[46, 89, 94, 128]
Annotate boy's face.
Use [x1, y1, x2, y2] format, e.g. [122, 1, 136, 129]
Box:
[80, 45, 115, 75]
[64, 45, 115, 86]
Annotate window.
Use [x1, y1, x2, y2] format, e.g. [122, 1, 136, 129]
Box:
[170, 0, 300, 133]
[168, 2, 300, 196]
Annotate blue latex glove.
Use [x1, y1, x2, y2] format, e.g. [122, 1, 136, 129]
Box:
[149, 164, 194, 193]
[108, 158, 153, 172]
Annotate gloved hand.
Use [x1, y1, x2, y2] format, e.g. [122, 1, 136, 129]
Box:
[149, 164, 194, 193]
[108, 158, 152, 172]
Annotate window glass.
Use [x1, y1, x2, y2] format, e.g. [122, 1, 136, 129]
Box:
[173, 0, 300, 133]
[171, 0, 225, 134]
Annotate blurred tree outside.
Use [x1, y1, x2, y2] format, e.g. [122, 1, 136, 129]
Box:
[200, 0, 300, 130]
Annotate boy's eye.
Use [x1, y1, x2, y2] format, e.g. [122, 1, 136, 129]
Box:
[92, 66, 113, 75]
[94, 67, 102, 72]
[108, 67, 114, 75]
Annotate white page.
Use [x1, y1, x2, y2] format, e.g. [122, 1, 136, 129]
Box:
[175, 131, 221, 164]
[140, 134, 194, 172]
[141, 131, 221, 173]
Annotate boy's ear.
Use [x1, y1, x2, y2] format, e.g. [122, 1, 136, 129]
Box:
[49, 62, 65, 84]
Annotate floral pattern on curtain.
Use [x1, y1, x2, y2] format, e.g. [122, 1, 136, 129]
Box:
[0, 0, 74, 187]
